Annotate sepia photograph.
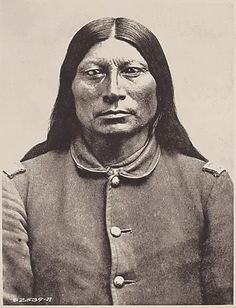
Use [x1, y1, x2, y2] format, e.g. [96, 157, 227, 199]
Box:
[1, 0, 234, 305]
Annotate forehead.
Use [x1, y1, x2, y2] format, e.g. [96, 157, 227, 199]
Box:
[79, 38, 147, 66]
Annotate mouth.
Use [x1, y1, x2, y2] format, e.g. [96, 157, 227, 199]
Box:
[97, 110, 134, 119]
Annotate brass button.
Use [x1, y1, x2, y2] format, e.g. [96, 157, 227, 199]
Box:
[114, 276, 125, 288]
[111, 175, 120, 187]
[110, 226, 122, 237]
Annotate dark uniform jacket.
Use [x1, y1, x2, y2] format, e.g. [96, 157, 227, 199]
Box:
[2, 133, 233, 305]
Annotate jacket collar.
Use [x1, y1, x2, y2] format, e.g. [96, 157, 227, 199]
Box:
[70, 131, 161, 179]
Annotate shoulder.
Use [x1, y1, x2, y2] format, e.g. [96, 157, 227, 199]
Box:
[22, 150, 68, 174]
[3, 161, 26, 180]
[180, 154, 233, 194]
[3, 151, 65, 179]
[161, 151, 205, 178]
[161, 151, 233, 201]
[2, 150, 71, 205]
[162, 151, 229, 179]
[2, 150, 70, 197]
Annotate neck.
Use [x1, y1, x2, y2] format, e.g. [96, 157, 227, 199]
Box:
[79, 128, 150, 167]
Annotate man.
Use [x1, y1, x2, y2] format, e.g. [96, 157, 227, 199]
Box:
[2, 17, 233, 305]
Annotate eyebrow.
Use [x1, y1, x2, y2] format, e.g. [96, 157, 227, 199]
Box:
[79, 58, 148, 68]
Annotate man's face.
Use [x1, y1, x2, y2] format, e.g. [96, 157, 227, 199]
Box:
[72, 38, 157, 137]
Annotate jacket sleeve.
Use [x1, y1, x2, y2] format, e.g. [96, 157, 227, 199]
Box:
[201, 171, 233, 304]
[2, 173, 34, 304]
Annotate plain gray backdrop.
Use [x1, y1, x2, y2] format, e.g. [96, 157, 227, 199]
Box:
[0, 0, 234, 176]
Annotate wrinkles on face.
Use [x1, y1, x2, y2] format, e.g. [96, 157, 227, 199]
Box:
[72, 38, 158, 137]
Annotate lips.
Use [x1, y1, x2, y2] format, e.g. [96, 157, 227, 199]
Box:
[97, 110, 134, 117]
[97, 110, 131, 118]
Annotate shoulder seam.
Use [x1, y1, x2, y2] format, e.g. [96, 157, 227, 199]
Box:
[202, 161, 225, 177]
[3, 162, 26, 179]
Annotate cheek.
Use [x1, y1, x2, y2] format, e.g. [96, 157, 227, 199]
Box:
[127, 81, 157, 115]
[72, 80, 102, 103]
[72, 82, 92, 121]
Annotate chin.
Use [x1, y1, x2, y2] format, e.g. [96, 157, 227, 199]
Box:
[95, 124, 142, 137]
[99, 129, 133, 137]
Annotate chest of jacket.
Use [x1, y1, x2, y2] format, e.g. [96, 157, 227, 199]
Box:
[20, 151, 206, 305]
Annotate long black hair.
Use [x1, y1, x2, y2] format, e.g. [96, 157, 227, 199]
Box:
[22, 17, 206, 162]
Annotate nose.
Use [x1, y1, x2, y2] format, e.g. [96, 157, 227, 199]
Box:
[103, 71, 126, 104]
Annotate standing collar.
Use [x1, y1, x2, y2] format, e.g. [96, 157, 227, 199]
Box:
[70, 132, 161, 179]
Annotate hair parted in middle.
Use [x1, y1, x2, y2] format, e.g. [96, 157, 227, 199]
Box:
[22, 17, 206, 162]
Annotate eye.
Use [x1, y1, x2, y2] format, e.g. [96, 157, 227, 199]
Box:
[85, 68, 105, 78]
[122, 67, 145, 77]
